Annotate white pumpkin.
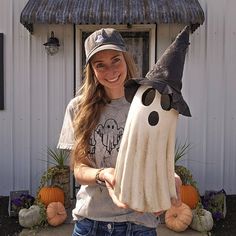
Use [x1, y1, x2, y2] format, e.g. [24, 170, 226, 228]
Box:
[19, 205, 41, 228]
[190, 208, 214, 232]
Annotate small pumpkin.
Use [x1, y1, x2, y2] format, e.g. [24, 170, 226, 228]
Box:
[165, 203, 193, 232]
[190, 208, 214, 232]
[38, 186, 64, 207]
[180, 185, 199, 209]
[19, 205, 41, 228]
[47, 202, 67, 226]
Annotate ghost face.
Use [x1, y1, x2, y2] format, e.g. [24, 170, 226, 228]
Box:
[126, 85, 177, 140]
[114, 85, 179, 212]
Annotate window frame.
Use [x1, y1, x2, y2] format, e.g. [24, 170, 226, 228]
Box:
[75, 24, 156, 90]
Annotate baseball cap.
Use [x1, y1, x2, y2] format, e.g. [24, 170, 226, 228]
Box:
[85, 28, 127, 64]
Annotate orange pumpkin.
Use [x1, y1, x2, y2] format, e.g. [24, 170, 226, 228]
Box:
[38, 186, 65, 207]
[47, 202, 67, 226]
[165, 203, 193, 232]
[180, 185, 199, 209]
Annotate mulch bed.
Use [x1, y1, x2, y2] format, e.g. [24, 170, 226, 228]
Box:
[0, 195, 235, 236]
[0, 196, 23, 236]
[210, 195, 236, 236]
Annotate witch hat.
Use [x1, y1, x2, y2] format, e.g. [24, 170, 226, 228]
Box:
[125, 25, 192, 117]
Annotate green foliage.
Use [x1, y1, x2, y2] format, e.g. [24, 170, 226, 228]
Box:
[35, 201, 47, 228]
[38, 166, 65, 189]
[27, 201, 48, 231]
[37, 147, 70, 200]
[174, 139, 197, 188]
[46, 147, 69, 168]
[175, 165, 197, 187]
[174, 139, 192, 164]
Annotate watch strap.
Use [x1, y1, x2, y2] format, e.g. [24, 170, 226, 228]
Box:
[95, 168, 106, 186]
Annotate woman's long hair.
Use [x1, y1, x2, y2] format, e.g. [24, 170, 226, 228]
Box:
[71, 51, 138, 169]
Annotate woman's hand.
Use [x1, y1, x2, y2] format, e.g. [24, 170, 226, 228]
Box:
[153, 210, 164, 217]
[100, 168, 128, 209]
[171, 173, 182, 207]
[153, 175, 182, 216]
[154, 174, 182, 216]
[100, 169, 182, 212]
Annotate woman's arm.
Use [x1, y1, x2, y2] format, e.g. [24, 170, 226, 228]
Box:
[74, 163, 115, 186]
[74, 163, 102, 185]
[74, 164, 127, 208]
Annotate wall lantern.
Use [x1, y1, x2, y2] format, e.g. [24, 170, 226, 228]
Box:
[43, 31, 60, 56]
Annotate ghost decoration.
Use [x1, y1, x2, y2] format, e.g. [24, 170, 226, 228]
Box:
[114, 25, 192, 213]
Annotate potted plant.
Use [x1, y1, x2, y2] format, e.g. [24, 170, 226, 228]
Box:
[174, 141, 214, 234]
[37, 147, 71, 209]
[160, 140, 199, 224]
[174, 140, 200, 209]
[8, 190, 34, 217]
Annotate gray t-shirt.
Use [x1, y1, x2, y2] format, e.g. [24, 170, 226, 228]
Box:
[58, 96, 159, 228]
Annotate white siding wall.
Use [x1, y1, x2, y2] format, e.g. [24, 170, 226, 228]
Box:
[177, 0, 236, 194]
[0, 0, 235, 196]
[0, 0, 74, 195]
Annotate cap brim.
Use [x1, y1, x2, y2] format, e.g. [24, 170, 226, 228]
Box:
[86, 44, 127, 64]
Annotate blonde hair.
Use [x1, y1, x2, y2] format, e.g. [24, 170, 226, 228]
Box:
[71, 51, 138, 169]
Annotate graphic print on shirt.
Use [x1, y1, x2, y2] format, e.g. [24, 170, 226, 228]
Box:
[88, 130, 96, 155]
[88, 119, 124, 167]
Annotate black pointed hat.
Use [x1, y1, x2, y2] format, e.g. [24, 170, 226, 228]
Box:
[125, 25, 192, 117]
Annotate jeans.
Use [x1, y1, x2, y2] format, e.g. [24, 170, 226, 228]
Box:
[72, 218, 157, 236]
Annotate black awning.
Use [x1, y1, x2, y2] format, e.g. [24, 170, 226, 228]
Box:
[20, 0, 205, 33]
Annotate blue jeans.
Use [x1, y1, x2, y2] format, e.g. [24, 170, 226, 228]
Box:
[72, 218, 157, 236]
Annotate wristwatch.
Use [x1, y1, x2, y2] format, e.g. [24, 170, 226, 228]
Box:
[95, 168, 106, 186]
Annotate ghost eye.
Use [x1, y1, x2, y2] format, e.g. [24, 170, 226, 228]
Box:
[142, 88, 155, 106]
[161, 94, 171, 110]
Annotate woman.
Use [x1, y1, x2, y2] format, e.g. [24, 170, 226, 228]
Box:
[58, 28, 182, 236]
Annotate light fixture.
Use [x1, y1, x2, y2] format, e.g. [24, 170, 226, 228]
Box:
[43, 31, 60, 56]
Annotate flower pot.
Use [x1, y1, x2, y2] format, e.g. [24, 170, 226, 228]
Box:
[8, 190, 29, 217]
[51, 166, 71, 208]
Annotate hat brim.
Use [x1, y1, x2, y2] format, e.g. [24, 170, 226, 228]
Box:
[86, 44, 127, 64]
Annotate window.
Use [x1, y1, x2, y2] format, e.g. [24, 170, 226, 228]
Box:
[81, 31, 150, 77]
[75, 25, 156, 90]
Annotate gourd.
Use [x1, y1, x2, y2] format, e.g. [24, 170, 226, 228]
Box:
[38, 186, 64, 207]
[19, 205, 41, 228]
[180, 185, 199, 209]
[190, 208, 214, 232]
[165, 203, 193, 232]
[47, 202, 67, 226]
